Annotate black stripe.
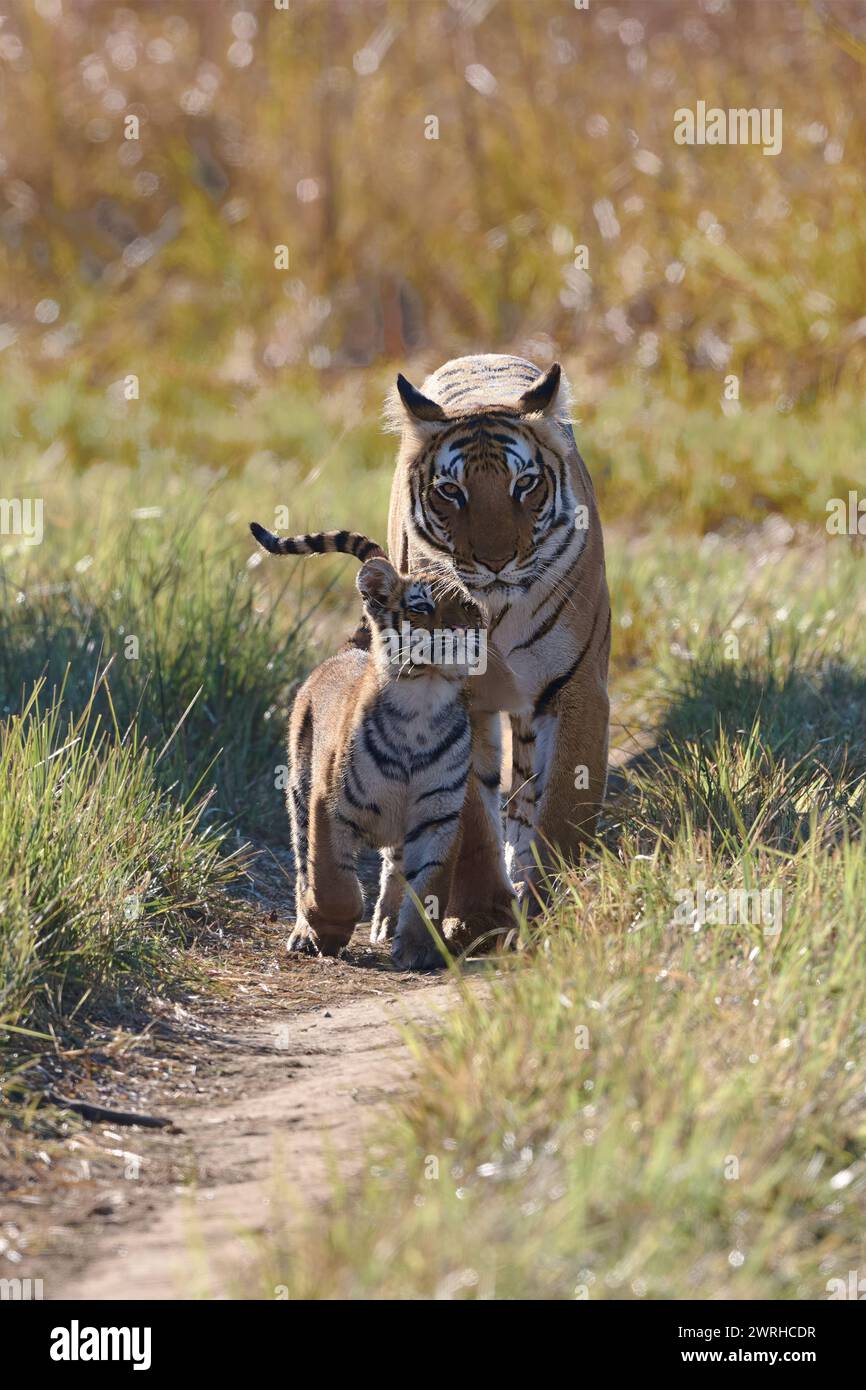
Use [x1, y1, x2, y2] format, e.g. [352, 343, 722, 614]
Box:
[362, 725, 408, 781]
[307, 534, 326, 553]
[336, 812, 366, 837]
[404, 812, 459, 846]
[357, 536, 384, 560]
[380, 697, 419, 724]
[297, 705, 313, 743]
[534, 605, 609, 716]
[406, 857, 444, 881]
[512, 583, 577, 653]
[488, 603, 510, 635]
[430, 696, 462, 728]
[411, 715, 470, 772]
[529, 531, 579, 610]
[343, 773, 381, 817]
[371, 704, 407, 758]
[478, 769, 501, 790]
[416, 771, 468, 802]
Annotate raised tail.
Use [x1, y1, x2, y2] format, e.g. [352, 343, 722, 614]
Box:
[249, 522, 386, 562]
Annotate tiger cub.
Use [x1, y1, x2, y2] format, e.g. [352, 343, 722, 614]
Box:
[249, 521, 487, 970]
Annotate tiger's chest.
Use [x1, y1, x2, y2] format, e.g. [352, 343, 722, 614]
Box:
[469, 598, 576, 715]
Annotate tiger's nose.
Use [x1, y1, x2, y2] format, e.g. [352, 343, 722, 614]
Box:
[476, 554, 511, 573]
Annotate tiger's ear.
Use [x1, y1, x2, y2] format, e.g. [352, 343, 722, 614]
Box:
[517, 363, 564, 416]
[396, 374, 446, 422]
[384, 373, 448, 434]
[357, 556, 400, 610]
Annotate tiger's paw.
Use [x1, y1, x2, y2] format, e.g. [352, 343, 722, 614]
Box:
[441, 900, 516, 957]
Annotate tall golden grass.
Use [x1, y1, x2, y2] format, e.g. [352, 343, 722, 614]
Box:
[1, 0, 865, 407]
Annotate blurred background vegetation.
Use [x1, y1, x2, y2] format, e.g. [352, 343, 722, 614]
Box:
[1, 0, 865, 506]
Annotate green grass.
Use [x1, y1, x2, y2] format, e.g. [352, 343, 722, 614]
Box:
[0, 456, 315, 839]
[2, 363, 864, 544]
[246, 533, 866, 1300]
[0, 676, 243, 1050]
[0, 455, 318, 1067]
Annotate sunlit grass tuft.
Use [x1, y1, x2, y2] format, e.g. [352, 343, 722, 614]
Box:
[0, 675, 245, 1052]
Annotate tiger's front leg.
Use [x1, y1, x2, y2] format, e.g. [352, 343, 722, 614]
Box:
[509, 669, 610, 912]
[504, 712, 538, 893]
[442, 711, 516, 952]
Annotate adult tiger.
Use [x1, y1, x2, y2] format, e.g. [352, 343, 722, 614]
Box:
[386, 354, 610, 942]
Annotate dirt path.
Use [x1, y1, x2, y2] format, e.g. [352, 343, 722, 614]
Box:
[60, 969, 455, 1300]
[2, 895, 472, 1302]
[3, 734, 637, 1300]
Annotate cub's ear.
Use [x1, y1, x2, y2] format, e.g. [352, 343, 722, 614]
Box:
[384, 374, 447, 432]
[517, 362, 564, 416]
[357, 556, 400, 610]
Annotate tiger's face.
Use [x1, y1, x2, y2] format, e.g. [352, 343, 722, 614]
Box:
[420, 416, 576, 595]
[391, 366, 582, 604]
[357, 558, 487, 680]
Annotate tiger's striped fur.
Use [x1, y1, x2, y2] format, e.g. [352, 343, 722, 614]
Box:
[250, 521, 485, 968]
[249, 522, 385, 564]
[386, 354, 611, 932]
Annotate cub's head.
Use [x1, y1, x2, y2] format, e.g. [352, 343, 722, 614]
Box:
[357, 557, 487, 681]
[388, 362, 584, 601]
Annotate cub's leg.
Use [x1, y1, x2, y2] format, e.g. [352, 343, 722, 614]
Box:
[392, 753, 470, 969]
[370, 845, 404, 944]
[286, 708, 315, 947]
[443, 711, 516, 951]
[290, 796, 364, 957]
[392, 831, 460, 971]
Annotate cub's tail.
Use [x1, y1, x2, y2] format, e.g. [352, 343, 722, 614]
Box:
[249, 522, 386, 563]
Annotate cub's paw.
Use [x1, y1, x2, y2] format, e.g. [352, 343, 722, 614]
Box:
[370, 912, 396, 945]
[286, 924, 321, 956]
[391, 926, 444, 973]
